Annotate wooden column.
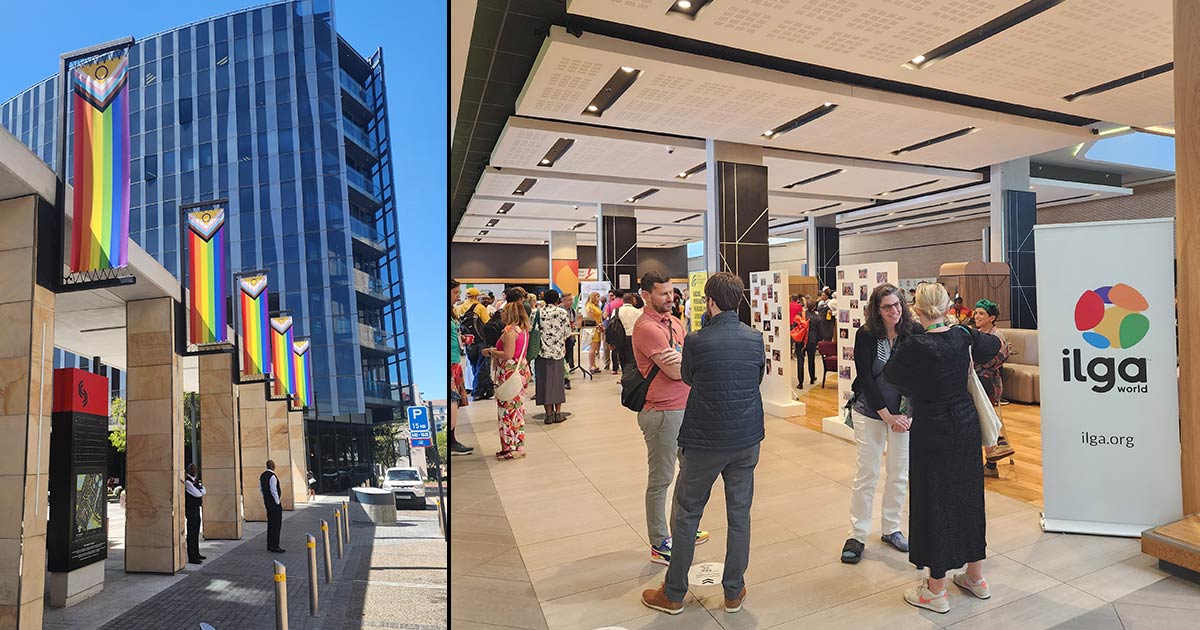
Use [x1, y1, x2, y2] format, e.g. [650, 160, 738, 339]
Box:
[0, 196, 53, 629]
[1177, 0, 1200, 514]
[198, 353, 242, 539]
[266, 398, 294, 510]
[288, 409, 308, 505]
[125, 297, 185, 574]
[237, 384, 268, 522]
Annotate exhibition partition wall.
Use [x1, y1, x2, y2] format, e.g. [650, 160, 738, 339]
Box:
[823, 262, 899, 440]
[1035, 219, 1181, 537]
[750, 270, 804, 418]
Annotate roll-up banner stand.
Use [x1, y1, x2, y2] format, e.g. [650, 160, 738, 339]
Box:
[1035, 219, 1181, 537]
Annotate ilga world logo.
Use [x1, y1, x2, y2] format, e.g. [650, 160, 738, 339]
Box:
[1065, 283, 1149, 393]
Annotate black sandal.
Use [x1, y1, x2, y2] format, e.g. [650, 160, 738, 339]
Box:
[841, 538, 864, 564]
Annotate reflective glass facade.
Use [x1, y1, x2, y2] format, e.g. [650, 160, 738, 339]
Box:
[0, 0, 413, 424]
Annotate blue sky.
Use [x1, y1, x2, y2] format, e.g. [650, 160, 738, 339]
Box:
[0, 0, 447, 399]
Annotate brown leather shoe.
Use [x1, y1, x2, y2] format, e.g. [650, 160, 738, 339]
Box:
[725, 587, 747, 613]
[641, 585, 683, 615]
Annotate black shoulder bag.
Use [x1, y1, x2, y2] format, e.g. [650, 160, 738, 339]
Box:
[620, 322, 674, 412]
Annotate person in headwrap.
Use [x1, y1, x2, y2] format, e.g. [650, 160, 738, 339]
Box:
[970, 299, 1016, 477]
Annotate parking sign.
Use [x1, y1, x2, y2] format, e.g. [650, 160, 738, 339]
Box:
[407, 406, 433, 448]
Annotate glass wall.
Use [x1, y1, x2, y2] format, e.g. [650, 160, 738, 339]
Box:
[0, 0, 412, 422]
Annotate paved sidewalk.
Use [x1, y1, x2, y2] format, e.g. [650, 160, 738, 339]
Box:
[46, 494, 445, 630]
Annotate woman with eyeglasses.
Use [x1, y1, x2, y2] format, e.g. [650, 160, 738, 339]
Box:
[884, 282, 1002, 614]
[841, 283, 923, 565]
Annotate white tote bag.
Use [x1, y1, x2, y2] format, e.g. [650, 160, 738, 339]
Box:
[965, 335, 1002, 447]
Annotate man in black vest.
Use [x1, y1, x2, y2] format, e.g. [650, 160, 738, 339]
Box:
[261, 460, 285, 553]
[184, 463, 206, 564]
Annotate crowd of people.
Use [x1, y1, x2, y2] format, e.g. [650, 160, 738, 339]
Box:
[449, 273, 1016, 616]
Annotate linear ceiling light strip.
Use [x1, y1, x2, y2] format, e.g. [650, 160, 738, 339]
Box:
[878, 178, 941, 197]
[1062, 62, 1173, 102]
[665, 0, 713, 20]
[626, 187, 660, 203]
[676, 162, 706, 179]
[674, 213, 702, 223]
[538, 137, 576, 167]
[582, 67, 642, 117]
[891, 127, 977, 156]
[512, 178, 537, 195]
[905, 0, 1067, 70]
[783, 168, 843, 189]
[763, 103, 838, 139]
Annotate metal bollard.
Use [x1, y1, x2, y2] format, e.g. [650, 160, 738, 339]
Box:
[273, 560, 288, 630]
[342, 501, 350, 543]
[306, 534, 319, 616]
[320, 520, 333, 583]
[435, 498, 445, 537]
[334, 510, 344, 559]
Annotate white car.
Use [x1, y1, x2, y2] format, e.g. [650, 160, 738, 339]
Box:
[381, 467, 426, 508]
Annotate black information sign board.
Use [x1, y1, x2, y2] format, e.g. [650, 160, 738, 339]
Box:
[48, 368, 109, 572]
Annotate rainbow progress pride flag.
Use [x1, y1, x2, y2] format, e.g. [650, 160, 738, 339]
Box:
[238, 275, 270, 379]
[70, 54, 130, 272]
[186, 208, 229, 346]
[270, 316, 295, 400]
[291, 340, 312, 409]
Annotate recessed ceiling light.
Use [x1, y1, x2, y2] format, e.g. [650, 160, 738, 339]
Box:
[667, 0, 711, 18]
[573, 205, 579, 210]
[904, 0, 1066, 70]
[762, 103, 838, 140]
[678, 172, 688, 178]
[582, 68, 642, 117]
[676, 163, 707, 180]
[890, 128, 977, 156]
[783, 169, 843, 189]
[497, 202, 514, 214]
[677, 0, 691, 7]
[537, 137, 576, 168]
[627, 188, 660, 203]
[485, 218, 499, 227]
[626, 198, 634, 203]
[473, 237, 482, 242]
[512, 178, 537, 195]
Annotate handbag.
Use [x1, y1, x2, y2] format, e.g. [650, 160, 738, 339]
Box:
[494, 330, 529, 401]
[527, 310, 542, 360]
[620, 323, 673, 412]
[963, 328, 1002, 447]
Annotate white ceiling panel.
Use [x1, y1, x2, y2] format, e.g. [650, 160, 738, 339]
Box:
[516, 28, 1091, 170]
[567, 0, 1173, 128]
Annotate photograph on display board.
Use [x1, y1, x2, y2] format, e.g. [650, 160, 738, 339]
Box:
[766, 359, 772, 372]
[839, 310, 850, 323]
[763, 321, 771, 331]
[841, 346, 853, 361]
[877, 271, 889, 284]
[768, 334, 774, 344]
[859, 285, 868, 301]
[777, 367, 783, 376]
[839, 329, 849, 339]
[840, 366, 851, 379]
[760, 277, 767, 286]
[853, 318, 862, 328]
[773, 272, 781, 284]
[838, 270, 844, 280]
[774, 325, 781, 337]
[767, 286, 774, 299]
[775, 307, 783, 320]
[754, 311, 761, 323]
[850, 300, 858, 309]
[753, 285, 760, 296]
[858, 269, 867, 279]
[842, 283, 853, 296]
[772, 349, 781, 362]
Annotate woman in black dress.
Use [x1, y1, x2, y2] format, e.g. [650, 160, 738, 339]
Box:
[884, 282, 1000, 614]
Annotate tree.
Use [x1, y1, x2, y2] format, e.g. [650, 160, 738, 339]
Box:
[435, 429, 447, 462]
[108, 396, 127, 452]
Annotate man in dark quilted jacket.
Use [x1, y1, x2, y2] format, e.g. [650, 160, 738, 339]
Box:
[642, 272, 765, 616]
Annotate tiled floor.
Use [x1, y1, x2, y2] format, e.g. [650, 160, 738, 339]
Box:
[449, 373, 1200, 629]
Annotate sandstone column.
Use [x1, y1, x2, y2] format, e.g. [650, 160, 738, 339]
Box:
[266, 398, 294, 510]
[237, 384, 268, 522]
[125, 297, 185, 573]
[288, 409, 308, 505]
[198, 352, 241, 539]
[0, 196, 53, 629]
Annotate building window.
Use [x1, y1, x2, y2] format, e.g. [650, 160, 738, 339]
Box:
[144, 154, 157, 181]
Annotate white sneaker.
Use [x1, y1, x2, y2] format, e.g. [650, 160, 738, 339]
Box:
[904, 581, 950, 613]
[953, 573, 991, 599]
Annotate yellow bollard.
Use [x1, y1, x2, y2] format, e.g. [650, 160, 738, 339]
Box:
[306, 534, 318, 616]
[342, 501, 350, 543]
[334, 510, 344, 559]
[320, 520, 333, 583]
[273, 560, 288, 630]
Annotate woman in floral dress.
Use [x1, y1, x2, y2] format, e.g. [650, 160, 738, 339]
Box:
[483, 299, 531, 459]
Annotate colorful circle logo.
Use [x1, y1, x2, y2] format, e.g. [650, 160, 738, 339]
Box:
[1074, 283, 1149, 349]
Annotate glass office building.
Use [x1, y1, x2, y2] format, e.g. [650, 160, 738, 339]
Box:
[0, 0, 413, 490]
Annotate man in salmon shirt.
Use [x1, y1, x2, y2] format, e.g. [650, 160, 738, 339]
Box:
[631, 271, 709, 567]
